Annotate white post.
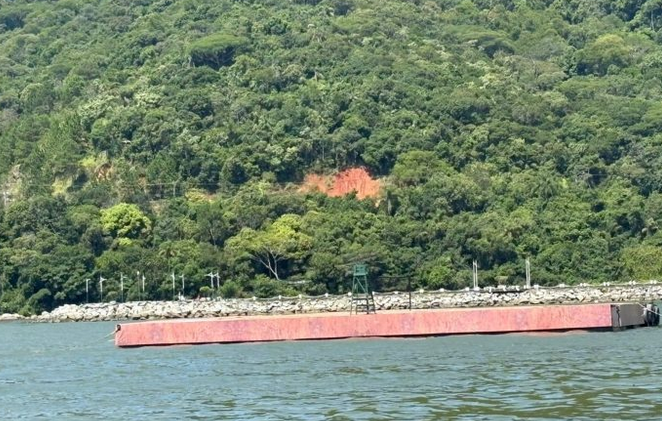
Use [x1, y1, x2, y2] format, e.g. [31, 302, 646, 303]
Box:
[473, 260, 478, 290]
[180, 274, 185, 292]
[171, 272, 176, 300]
[99, 276, 106, 301]
[525, 259, 531, 289]
[85, 279, 90, 303]
[120, 273, 126, 302]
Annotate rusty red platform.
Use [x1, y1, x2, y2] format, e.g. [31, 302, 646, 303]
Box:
[114, 303, 621, 347]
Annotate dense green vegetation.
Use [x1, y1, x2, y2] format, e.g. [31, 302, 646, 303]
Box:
[2, 0, 662, 314]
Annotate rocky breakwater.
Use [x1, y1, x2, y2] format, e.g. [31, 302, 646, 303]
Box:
[0, 313, 23, 322]
[34, 295, 351, 323]
[34, 283, 662, 323]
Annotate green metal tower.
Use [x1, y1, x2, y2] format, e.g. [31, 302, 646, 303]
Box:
[350, 263, 376, 314]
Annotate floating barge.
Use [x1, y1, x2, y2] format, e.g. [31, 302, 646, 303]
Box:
[114, 303, 659, 347]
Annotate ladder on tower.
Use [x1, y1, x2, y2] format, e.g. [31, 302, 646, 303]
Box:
[350, 264, 376, 314]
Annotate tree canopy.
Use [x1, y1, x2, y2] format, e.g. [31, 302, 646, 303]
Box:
[2, 0, 662, 314]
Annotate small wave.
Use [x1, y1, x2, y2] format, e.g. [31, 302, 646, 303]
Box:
[337, 367, 368, 374]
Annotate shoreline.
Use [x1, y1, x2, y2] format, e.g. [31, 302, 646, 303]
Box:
[15, 283, 662, 323]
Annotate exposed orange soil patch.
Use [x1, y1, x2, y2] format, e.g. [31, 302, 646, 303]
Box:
[300, 168, 381, 199]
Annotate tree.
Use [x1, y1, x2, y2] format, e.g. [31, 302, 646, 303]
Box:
[576, 34, 632, 75]
[226, 214, 312, 280]
[391, 150, 451, 187]
[100, 203, 152, 241]
[621, 245, 662, 281]
[189, 34, 248, 70]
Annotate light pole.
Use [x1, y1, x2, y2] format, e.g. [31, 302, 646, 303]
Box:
[137, 271, 145, 301]
[99, 276, 106, 302]
[472, 260, 479, 291]
[206, 272, 217, 299]
[85, 278, 90, 303]
[215, 273, 222, 299]
[120, 273, 127, 302]
[171, 272, 176, 301]
[525, 259, 531, 289]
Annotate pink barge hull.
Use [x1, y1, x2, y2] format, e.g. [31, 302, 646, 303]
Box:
[114, 303, 636, 347]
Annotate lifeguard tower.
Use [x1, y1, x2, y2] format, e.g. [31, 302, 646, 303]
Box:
[350, 263, 376, 314]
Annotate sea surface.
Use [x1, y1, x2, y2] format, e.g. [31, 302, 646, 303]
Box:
[0, 321, 661, 420]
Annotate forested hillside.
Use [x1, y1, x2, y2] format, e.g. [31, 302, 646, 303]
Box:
[3, 0, 662, 314]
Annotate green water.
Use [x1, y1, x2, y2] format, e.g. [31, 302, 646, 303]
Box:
[1, 322, 661, 420]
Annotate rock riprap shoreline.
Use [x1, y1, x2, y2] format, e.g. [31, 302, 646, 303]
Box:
[19, 283, 662, 322]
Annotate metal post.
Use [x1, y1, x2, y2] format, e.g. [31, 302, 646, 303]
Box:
[136, 271, 141, 300]
[180, 274, 185, 296]
[473, 260, 478, 290]
[120, 274, 126, 302]
[525, 259, 531, 289]
[99, 276, 106, 302]
[171, 272, 176, 301]
[85, 279, 90, 303]
[141, 274, 146, 300]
